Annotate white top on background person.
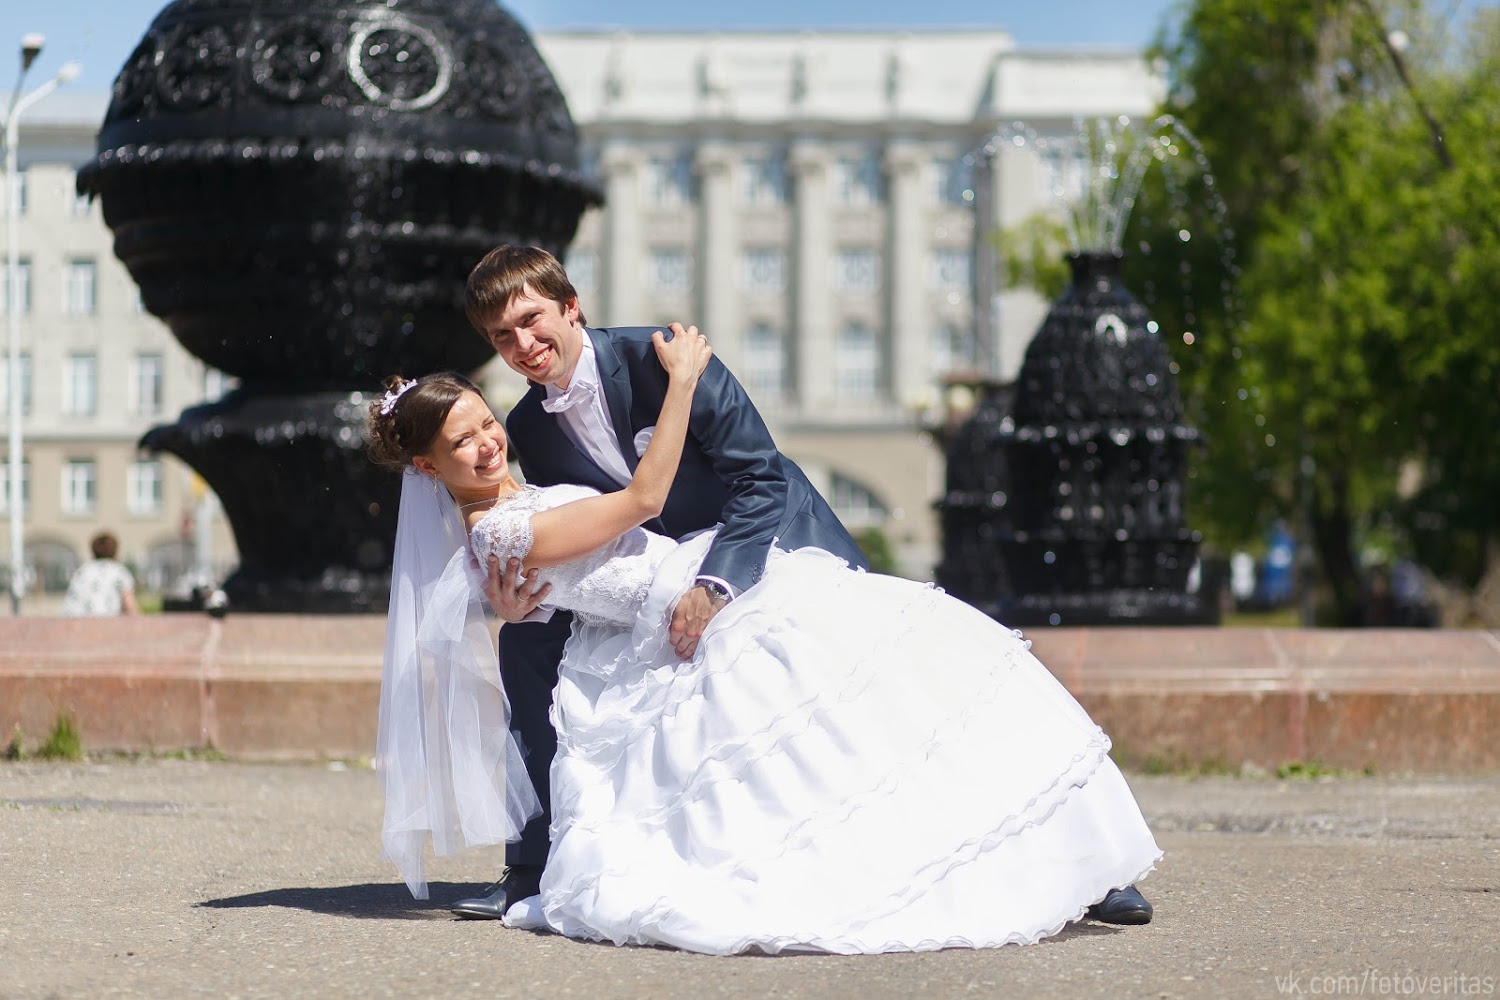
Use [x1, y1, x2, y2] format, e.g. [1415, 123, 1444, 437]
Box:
[61, 532, 139, 617]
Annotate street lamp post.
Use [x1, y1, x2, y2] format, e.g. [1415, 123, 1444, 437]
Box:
[3, 35, 79, 613]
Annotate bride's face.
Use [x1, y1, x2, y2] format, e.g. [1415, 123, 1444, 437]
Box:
[414, 391, 511, 495]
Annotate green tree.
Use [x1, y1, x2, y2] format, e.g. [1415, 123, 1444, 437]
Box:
[1126, 0, 1500, 620]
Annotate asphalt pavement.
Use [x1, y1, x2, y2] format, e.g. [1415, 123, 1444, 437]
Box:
[3, 759, 1497, 999]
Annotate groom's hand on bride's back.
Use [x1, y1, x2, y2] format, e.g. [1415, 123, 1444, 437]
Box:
[485, 556, 551, 623]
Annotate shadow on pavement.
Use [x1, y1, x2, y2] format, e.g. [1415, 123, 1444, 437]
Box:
[199, 881, 483, 920]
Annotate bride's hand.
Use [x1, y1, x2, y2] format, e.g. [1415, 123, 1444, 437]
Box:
[653, 323, 711, 385]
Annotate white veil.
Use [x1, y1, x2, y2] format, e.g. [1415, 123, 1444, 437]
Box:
[376, 468, 542, 899]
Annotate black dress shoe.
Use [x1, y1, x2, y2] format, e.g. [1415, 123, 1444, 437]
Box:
[1086, 884, 1153, 925]
[450, 865, 544, 920]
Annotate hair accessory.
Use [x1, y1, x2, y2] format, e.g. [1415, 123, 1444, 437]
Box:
[379, 379, 417, 417]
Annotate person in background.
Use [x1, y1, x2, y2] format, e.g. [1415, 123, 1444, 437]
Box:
[61, 531, 139, 617]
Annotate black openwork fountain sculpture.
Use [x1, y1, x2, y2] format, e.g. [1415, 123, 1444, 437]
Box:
[937, 117, 1217, 625]
[993, 252, 1208, 625]
[78, 0, 601, 611]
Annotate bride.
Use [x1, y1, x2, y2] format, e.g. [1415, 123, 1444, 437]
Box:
[367, 326, 1160, 955]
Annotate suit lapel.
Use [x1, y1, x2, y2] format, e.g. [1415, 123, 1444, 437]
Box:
[513, 388, 610, 492]
[589, 329, 640, 475]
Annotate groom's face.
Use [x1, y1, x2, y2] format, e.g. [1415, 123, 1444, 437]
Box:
[483, 284, 585, 388]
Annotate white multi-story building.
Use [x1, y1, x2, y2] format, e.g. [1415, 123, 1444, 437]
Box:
[2, 91, 237, 604]
[525, 30, 1162, 574]
[1, 29, 1159, 602]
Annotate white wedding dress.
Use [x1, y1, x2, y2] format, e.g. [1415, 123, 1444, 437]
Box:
[460, 484, 1161, 955]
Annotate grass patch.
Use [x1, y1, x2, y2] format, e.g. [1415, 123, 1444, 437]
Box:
[1115, 747, 1240, 778]
[1221, 606, 1302, 628]
[35, 714, 84, 761]
[4, 724, 25, 761]
[1274, 759, 1372, 780]
[154, 746, 229, 762]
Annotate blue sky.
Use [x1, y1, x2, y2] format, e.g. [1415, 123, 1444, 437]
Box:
[2, 0, 1186, 93]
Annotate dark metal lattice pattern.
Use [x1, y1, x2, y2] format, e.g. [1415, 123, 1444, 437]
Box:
[77, 0, 601, 611]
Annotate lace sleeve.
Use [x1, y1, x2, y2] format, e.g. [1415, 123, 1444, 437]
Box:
[470, 502, 534, 565]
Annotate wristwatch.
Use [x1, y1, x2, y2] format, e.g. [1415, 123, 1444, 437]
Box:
[697, 579, 732, 604]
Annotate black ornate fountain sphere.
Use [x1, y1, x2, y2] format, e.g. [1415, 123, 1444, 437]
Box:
[933, 381, 1015, 608]
[941, 253, 1215, 626]
[78, 0, 602, 612]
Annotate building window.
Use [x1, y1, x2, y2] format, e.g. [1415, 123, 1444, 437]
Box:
[0, 458, 29, 516]
[132, 353, 164, 417]
[834, 151, 884, 206]
[830, 472, 889, 526]
[70, 174, 93, 216]
[1, 258, 31, 315]
[929, 249, 972, 291]
[0, 352, 31, 416]
[742, 155, 787, 206]
[932, 324, 978, 375]
[577, 144, 600, 183]
[62, 459, 97, 516]
[645, 152, 695, 206]
[835, 322, 880, 401]
[932, 157, 975, 205]
[739, 249, 786, 294]
[835, 249, 881, 293]
[127, 459, 164, 516]
[742, 322, 786, 403]
[14, 171, 27, 213]
[646, 250, 692, 294]
[66, 258, 98, 315]
[65, 354, 97, 417]
[1041, 148, 1090, 202]
[565, 249, 599, 292]
[204, 367, 238, 402]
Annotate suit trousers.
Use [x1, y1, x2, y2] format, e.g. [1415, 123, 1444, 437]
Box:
[499, 612, 574, 867]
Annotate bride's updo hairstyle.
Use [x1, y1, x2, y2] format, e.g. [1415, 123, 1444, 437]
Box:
[367, 372, 485, 471]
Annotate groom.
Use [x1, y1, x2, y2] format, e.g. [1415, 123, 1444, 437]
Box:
[449, 244, 869, 919]
[450, 245, 1154, 928]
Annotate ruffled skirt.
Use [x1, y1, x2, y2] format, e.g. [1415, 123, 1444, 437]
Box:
[504, 534, 1161, 954]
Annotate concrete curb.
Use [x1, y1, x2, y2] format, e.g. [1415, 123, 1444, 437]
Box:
[3, 617, 1498, 770]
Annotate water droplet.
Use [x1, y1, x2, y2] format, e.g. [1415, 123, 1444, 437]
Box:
[1178, 229, 1191, 242]
[1043, 551, 1056, 564]
[1182, 332, 1195, 346]
[1265, 434, 1276, 447]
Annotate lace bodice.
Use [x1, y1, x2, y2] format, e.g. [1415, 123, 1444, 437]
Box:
[469, 485, 679, 628]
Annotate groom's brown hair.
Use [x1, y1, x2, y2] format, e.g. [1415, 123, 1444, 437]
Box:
[465, 245, 587, 333]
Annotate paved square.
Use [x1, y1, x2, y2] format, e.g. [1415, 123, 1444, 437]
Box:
[3, 761, 1497, 998]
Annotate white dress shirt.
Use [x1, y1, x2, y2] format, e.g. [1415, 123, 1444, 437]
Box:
[543, 333, 633, 487]
[531, 330, 736, 615]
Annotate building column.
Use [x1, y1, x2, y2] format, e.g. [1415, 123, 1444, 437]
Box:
[970, 143, 995, 379]
[884, 138, 926, 409]
[599, 140, 642, 326]
[788, 140, 833, 414]
[694, 141, 739, 372]
[989, 143, 1044, 381]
